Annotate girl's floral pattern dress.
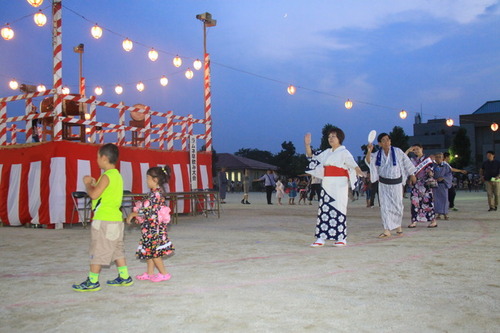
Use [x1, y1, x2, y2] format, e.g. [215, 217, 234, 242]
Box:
[133, 188, 174, 259]
[410, 156, 435, 222]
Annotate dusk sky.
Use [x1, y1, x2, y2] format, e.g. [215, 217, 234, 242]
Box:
[1, 0, 499, 158]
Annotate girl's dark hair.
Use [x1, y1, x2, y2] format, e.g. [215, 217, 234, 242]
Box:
[328, 128, 345, 145]
[147, 165, 171, 192]
[413, 143, 423, 149]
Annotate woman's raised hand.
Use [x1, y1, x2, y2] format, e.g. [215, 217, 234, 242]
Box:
[304, 133, 312, 146]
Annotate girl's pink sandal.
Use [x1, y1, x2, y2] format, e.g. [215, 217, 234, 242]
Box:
[150, 273, 171, 282]
[135, 272, 151, 280]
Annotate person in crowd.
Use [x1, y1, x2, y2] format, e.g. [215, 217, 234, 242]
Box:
[365, 133, 416, 238]
[254, 169, 278, 204]
[369, 179, 379, 208]
[298, 178, 308, 205]
[241, 169, 251, 204]
[287, 177, 298, 205]
[72, 143, 132, 292]
[275, 178, 285, 205]
[406, 144, 436, 228]
[443, 152, 467, 211]
[305, 128, 365, 247]
[126, 166, 174, 282]
[218, 167, 228, 204]
[307, 175, 322, 205]
[432, 152, 453, 221]
[480, 151, 500, 211]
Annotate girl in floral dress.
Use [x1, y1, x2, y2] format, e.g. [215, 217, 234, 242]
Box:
[126, 166, 174, 282]
[406, 144, 437, 228]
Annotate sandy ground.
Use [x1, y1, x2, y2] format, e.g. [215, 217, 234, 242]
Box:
[0, 190, 499, 333]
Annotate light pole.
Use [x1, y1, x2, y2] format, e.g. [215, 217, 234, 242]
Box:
[196, 12, 216, 152]
[73, 43, 84, 96]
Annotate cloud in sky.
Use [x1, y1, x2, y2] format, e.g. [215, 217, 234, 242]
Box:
[236, 0, 499, 59]
[0, 0, 499, 156]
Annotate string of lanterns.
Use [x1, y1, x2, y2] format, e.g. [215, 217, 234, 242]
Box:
[2, 0, 498, 132]
[2, 2, 202, 96]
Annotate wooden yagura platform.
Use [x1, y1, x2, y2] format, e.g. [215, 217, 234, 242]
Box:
[0, 141, 213, 226]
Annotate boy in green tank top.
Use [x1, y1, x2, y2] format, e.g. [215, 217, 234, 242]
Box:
[72, 143, 133, 292]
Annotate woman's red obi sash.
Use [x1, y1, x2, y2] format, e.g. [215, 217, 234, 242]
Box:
[324, 166, 349, 177]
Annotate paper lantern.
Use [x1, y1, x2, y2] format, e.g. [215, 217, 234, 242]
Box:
[148, 48, 158, 61]
[9, 80, 19, 90]
[287, 85, 296, 95]
[345, 99, 353, 109]
[399, 110, 407, 119]
[26, 0, 44, 7]
[122, 38, 133, 52]
[193, 59, 202, 70]
[173, 55, 182, 67]
[1, 25, 14, 40]
[136, 81, 145, 92]
[94, 86, 103, 96]
[160, 75, 169, 86]
[91, 24, 102, 39]
[34, 10, 47, 27]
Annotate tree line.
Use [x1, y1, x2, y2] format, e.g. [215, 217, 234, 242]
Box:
[222, 124, 472, 178]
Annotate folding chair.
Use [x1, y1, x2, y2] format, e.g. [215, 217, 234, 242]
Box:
[121, 190, 135, 220]
[71, 191, 91, 228]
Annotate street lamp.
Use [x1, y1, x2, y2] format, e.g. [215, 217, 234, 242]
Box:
[196, 12, 217, 152]
[73, 43, 84, 96]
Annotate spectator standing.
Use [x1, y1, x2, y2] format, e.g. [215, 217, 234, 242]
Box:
[480, 151, 500, 211]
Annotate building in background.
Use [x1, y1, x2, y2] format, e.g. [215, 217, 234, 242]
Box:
[408, 114, 460, 156]
[460, 100, 500, 170]
[407, 100, 499, 171]
[215, 153, 278, 192]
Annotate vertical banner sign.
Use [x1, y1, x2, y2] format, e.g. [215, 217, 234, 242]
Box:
[189, 136, 198, 190]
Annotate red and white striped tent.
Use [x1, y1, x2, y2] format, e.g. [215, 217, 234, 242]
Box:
[0, 141, 212, 226]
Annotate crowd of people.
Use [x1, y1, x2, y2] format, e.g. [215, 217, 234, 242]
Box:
[72, 139, 498, 292]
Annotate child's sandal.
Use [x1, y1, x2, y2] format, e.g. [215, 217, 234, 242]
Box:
[135, 272, 151, 280]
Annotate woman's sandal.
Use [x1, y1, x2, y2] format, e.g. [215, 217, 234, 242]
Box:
[408, 223, 417, 228]
[378, 233, 391, 238]
[396, 231, 404, 236]
[428, 223, 438, 228]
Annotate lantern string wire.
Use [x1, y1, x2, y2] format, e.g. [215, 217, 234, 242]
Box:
[0, 5, 496, 126]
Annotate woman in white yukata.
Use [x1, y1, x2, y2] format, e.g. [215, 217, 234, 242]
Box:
[305, 128, 365, 247]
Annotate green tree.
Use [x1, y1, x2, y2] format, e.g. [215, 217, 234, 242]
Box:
[449, 128, 471, 168]
[389, 126, 409, 151]
[273, 141, 308, 177]
[234, 148, 274, 165]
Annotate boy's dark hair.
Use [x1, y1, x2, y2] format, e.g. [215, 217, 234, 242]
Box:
[328, 128, 345, 145]
[99, 143, 119, 165]
[486, 150, 495, 156]
[147, 165, 171, 192]
[443, 152, 450, 159]
[377, 133, 391, 143]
